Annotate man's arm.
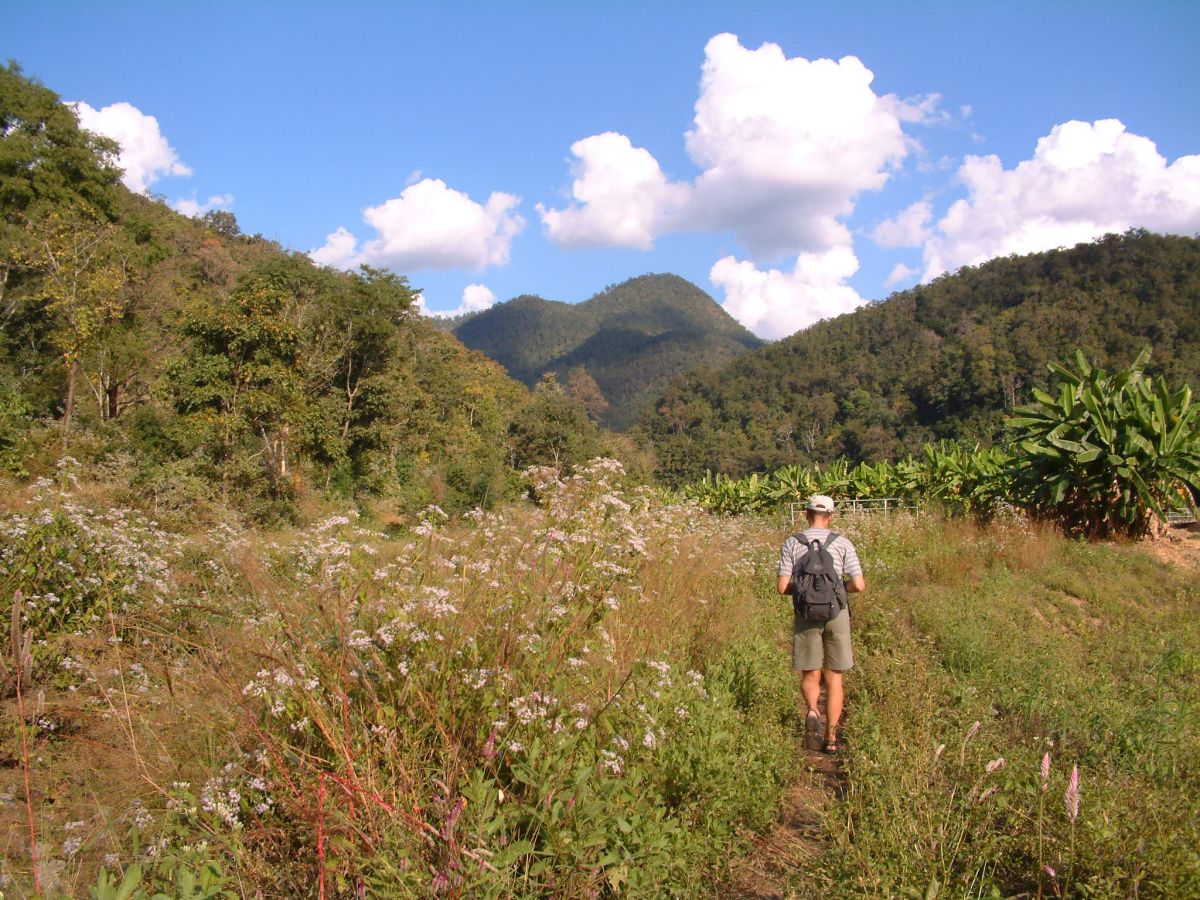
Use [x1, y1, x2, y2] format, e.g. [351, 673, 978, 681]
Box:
[840, 539, 866, 593]
[777, 538, 795, 595]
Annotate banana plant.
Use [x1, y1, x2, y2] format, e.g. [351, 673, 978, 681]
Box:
[1006, 349, 1200, 536]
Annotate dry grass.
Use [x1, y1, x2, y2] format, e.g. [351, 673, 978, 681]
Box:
[2, 462, 797, 896]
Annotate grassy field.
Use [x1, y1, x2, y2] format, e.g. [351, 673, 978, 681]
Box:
[1, 463, 1197, 897]
[1, 462, 801, 897]
[797, 513, 1200, 898]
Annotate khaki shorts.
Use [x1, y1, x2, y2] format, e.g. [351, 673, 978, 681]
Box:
[792, 608, 853, 672]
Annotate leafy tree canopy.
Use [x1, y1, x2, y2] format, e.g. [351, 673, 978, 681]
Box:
[643, 231, 1200, 485]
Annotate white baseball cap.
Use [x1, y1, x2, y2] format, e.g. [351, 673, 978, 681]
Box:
[806, 494, 835, 513]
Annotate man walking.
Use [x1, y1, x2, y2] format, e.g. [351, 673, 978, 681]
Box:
[777, 495, 866, 753]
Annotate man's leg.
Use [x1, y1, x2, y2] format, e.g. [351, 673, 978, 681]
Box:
[800, 668, 822, 714]
[821, 610, 853, 747]
[823, 668, 844, 741]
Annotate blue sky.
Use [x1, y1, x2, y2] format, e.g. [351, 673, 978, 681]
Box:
[4, 1, 1199, 337]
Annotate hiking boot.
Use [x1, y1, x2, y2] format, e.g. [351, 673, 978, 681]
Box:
[804, 709, 823, 751]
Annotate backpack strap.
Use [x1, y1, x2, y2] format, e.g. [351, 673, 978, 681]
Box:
[823, 532, 849, 611]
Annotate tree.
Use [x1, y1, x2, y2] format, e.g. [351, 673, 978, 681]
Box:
[508, 373, 600, 469]
[200, 209, 240, 237]
[302, 266, 417, 487]
[0, 62, 119, 217]
[14, 206, 128, 446]
[166, 271, 306, 499]
[1, 62, 119, 323]
[562, 365, 609, 422]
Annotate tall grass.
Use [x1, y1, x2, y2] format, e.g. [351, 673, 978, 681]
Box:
[794, 513, 1200, 898]
[1, 460, 801, 897]
[6, 464, 1195, 897]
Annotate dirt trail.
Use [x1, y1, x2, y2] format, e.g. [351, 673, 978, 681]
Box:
[727, 689, 845, 898]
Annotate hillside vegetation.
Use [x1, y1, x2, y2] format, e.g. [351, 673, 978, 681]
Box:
[1, 64, 610, 522]
[644, 231, 1200, 484]
[453, 274, 762, 430]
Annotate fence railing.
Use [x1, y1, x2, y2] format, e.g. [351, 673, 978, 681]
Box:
[789, 497, 918, 526]
[1168, 507, 1198, 526]
[787, 500, 1194, 527]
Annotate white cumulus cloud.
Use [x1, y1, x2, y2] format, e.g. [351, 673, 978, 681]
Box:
[538, 34, 922, 338]
[709, 246, 868, 340]
[872, 200, 933, 248]
[538, 132, 688, 249]
[310, 178, 524, 272]
[686, 33, 911, 259]
[72, 100, 192, 194]
[921, 118, 1200, 278]
[418, 283, 498, 319]
[173, 193, 234, 218]
[882, 92, 952, 125]
[309, 226, 360, 269]
[539, 35, 912, 262]
[884, 262, 919, 288]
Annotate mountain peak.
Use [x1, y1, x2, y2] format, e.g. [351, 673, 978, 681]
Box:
[453, 274, 762, 430]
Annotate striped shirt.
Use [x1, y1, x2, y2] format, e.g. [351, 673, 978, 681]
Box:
[778, 528, 863, 581]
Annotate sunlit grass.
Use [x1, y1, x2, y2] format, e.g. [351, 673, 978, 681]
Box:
[4, 468, 1197, 897]
[1, 461, 800, 897]
[794, 514, 1200, 898]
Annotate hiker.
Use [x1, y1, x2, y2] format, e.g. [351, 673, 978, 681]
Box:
[776, 495, 866, 754]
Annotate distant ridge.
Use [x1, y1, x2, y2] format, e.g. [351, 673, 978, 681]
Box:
[453, 274, 763, 430]
[641, 230, 1200, 484]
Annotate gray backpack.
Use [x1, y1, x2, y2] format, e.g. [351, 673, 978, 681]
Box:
[791, 533, 847, 622]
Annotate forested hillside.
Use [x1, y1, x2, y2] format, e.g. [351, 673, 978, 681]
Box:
[643, 231, 1200, 484]
[0, 64, 606, 520]
[453, 274, 763, 429]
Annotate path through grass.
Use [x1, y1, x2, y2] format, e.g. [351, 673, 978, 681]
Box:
[783, 516, 1200, 898]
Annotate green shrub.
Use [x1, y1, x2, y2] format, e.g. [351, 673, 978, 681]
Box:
[1007, 349, 1200, 536]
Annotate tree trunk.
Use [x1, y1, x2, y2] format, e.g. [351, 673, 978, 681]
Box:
[106, 384, 120, 420]
[61, 356, 77, 451]
[0, 265, 11, 326]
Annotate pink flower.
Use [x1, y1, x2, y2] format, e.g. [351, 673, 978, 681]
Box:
[481, 727, 498, 761]
[1043, 864, 1057, 879]
[959, 720, 983, 765]
[1065, 764, 1080, 822]
[1040, 752, 1051, 791]
[441, 796, 466, 841]
[985, 757, 1005, 774]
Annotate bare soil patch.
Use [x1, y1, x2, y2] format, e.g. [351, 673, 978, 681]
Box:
[1146, 525, 1200, 573]
[727, 748, 841, 899]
